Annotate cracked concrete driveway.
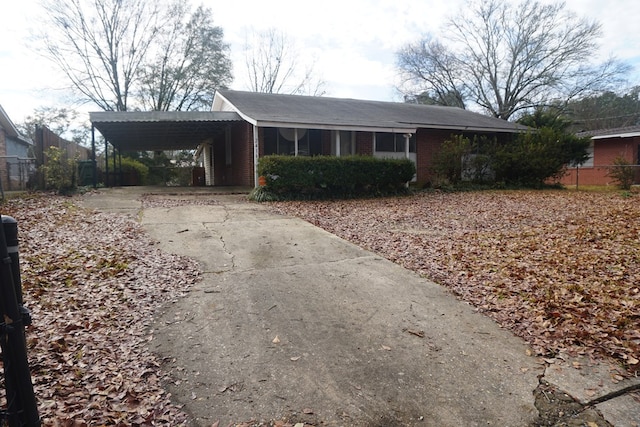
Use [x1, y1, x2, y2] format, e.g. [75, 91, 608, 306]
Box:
[138, 193, 544, 426]
[79, 188, 640, 426]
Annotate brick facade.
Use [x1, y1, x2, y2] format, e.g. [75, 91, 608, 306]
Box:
[220, 126, 521, 187]
[559, 136, 640, 187]
[213, 122, 255, 186]
[356, 132, 373, 156]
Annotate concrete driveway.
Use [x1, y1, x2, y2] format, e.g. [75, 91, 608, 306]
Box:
[80, 187, 638, 426]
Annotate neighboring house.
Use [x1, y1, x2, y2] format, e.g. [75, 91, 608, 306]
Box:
[90, 90, 527, 187]
[559, 126, 640, 187]
[0, 104, 35, 191]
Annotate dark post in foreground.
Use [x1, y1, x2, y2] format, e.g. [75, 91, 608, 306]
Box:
[0, 216, 40, 426]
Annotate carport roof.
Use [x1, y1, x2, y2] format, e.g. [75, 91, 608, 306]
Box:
[89, 111, 242, 151]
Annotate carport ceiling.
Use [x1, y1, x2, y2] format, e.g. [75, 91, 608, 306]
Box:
[89, 111, 243, 151]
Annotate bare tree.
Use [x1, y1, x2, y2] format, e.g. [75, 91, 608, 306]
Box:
[244, 28, 326, 96]
[139, 4, 233, 111]
[38, 0, 161, 111]
[397, 36, 466, 108]
[396, 0, 629, 120]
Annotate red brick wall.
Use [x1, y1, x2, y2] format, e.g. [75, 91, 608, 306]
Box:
[415, 129, 450, 185]
[321, 130, 332, 155]
[356, 132, 373, 156]
[212, 122, 254, 186]
[231, 122, 254, 186]
[559, 137, 639, 186]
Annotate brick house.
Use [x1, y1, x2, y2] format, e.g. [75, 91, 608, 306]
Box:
[199, 90, 527, 187]
[0, 104, 34, 191]
[559, 126, 640, 187]
[90, 90, 527, 187]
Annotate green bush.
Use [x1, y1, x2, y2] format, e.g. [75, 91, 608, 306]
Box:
[431, 135, 495, 186]
[119, 157, 149, 185]
[491, 128, 591, 187]
[256, 155, 415, 200]
[431, 128, 590, 189]
[40, 146, 77, 194]
[607, 156, 636, 190]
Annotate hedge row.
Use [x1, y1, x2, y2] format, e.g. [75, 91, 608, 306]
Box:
[255, 155, 416, 200]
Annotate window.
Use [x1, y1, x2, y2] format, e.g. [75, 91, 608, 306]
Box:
[375, 133, 416, 152]
[263, 127, 321, 156]
[331, 130, 354, 156]
[574, 141, 594, 167]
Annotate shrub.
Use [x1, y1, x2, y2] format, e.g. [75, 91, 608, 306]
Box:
[431, 134, 494, 186]
[40, 146, 77, 194]
[607, 156, 636, 190]
[256, 155, 415, 200]
[431, 135, 470, 185]
[119, 157, 149, 185]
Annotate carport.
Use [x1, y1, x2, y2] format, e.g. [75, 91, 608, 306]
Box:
[89, 111, 242, 187]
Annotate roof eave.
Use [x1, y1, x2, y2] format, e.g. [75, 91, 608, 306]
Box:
[591, 132, 640, 140]
[255, 120, 416, 133]
[213, 92, 258, 125]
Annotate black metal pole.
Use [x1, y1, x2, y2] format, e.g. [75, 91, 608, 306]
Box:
[0, 215, 40, 426]
[105, 141, 109, 187]
[91, 126, 97, 189]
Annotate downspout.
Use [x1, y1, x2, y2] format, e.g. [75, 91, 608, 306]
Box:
[253, 125, 259, 188]
[294, 129, 299, 156]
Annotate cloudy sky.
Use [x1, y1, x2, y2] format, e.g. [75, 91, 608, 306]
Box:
[1, 0, 639, 125]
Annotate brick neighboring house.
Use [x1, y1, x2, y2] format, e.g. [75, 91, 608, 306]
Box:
[90, 90, 528, 187]
[559, 126, 640, 187]
[0, 104, 34, 191]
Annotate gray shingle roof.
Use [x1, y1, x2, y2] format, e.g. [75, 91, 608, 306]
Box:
[577, 125, 640, 139]
[216, 90, 528, 133]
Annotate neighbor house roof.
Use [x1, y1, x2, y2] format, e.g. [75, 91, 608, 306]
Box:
[577, 125, 640, 140]
[0, 103, 32, 145]
[89, 111, 242, 151]
[213, 90, 528, 134]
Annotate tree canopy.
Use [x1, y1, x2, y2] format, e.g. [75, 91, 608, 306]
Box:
[138, 4, 232, 111]
[37, 0, 232, 111]
[396, 0, 629, 120]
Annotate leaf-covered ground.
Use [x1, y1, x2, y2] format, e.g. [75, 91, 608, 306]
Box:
[2, 194, 200, 425]
[268, 190, 640, 373]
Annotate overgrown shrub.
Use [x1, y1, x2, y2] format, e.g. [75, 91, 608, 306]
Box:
[431, 128, 590, 189]
[431, 135, 494, 186]
[255, 155, 415, 200]
[119, 157, 150, 185]
[40, 146, 77, 194]
[431, 135, 470, 185]
[607, 156, 636, 190]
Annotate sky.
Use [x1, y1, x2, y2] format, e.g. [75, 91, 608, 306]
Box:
[1, 0, 639, 127]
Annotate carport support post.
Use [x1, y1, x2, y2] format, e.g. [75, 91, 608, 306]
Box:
[104, 140, 109, 187]
[112, 145, 117, 186]
[253, 125, 259, 187]
[91, 125, 97, 188]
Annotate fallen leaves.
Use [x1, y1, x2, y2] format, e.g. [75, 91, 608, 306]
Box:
[268, 190, 640, 374]
[2, 194, 200, 424]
